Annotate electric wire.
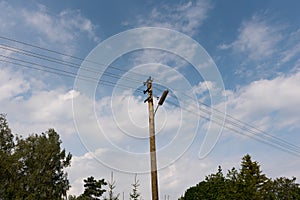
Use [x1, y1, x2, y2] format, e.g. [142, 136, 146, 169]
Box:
[2, 55, 299, 156]
[0, 53, 143, 85]
[2, 54, 299, 156]
[0, 37, 148, 79]
[0, 35, 83, 60]
[0, 45, 145, 84]
[0, 59, 144, 92]
[165, 99, 300, 157]
[2, 53, 299, 156]
[1, 35, 299, 156]
[153, 86, 300, 156]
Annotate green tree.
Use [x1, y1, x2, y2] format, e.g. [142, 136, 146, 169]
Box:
[226, 167, 239, 199]
[14, 129, 72, 199]
[0, 114, 14, 153]
[0, 115, 72, 199]
[130, 174, 141, 200]
[0, 114, 17, 199]
[104, 172, 119, 200]
[271, 177, 300, 199]
[79, 176, 107, 200]
[181, 166, 227, 200]
[182, 181, 207, 200]
[180, 154, 300, 200]
[205, 166, 227, 199]
[237, 154, 269, 199]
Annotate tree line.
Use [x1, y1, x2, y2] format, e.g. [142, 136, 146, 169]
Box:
[1, 113, 300, 199]
[179, 154, 300, 199]
[0, 114, 142, 200]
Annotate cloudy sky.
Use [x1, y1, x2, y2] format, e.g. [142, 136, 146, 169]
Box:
[1, 0, 300, 198]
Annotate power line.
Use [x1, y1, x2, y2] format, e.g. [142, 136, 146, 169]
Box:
[153, 85, 300, 152]
[154, 86, 300, 156]
[2, 55, 299, 156]
[0, 35, 90, 61]
[0, 44, 145, 84]
[165, 99, 300, 157]
[0, 36, 146, 80]
[0, 59, 144, 92]
[0, 54, 143, 86]
[1, 35, 299, 156]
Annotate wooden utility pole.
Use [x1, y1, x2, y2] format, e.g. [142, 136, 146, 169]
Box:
[144, 77, 159, 200]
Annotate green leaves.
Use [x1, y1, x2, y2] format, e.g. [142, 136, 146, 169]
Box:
[14, 130, 72, 199]
[0, 113, 14, 153]
[0, 115, 72, 200]
[181, 154, 300, 200]
[271, 177, 300, 199]
[80, 176, 107, 200]
[0, 114, 16, 198]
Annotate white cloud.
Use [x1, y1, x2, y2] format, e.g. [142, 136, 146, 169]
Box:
[21, 8, 99, 43]
[130, 50, 188, 70]
[192, 81, 215, 96]
[218, 13, 300, 79]
[230, 15, 282, 61]
[217, 13, 300, 83]
[124, 0, 212, 70]
[0, 67, 77, 136]
[0, 1, 99, 58]
[218, 43, 232, 50]
[0, 68, 30, 101]
[278, 29, 300, 65]
[226, 70, 300, 130]
[60, 89, 80, 101]
[135, 0, 212, 35]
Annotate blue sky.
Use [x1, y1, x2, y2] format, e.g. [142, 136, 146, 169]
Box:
[0, 0, 300, 198]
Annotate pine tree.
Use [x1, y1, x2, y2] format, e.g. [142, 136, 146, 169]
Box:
[104, 172, 120, 200]
[271, 177, 300, 199]
[130, 174, 141, 200]
[80, 176, 107, 200]
[237, 154, 269, 199]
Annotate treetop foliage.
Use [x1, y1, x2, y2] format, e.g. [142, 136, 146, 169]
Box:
[75, 176, 107, 200]
[104, 172, 120, 200]
[130, 174, 141, 200]
[180, 154, 300, 199]
[0, 114, 72, 200]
